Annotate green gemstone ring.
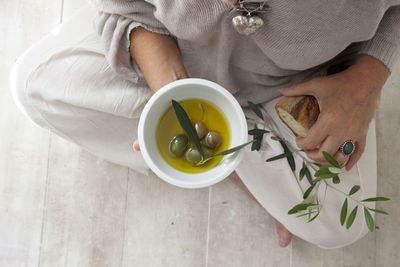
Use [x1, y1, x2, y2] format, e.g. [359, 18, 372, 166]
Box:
[340, 140, 355, 156]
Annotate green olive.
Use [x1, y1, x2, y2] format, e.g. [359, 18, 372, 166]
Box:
[168, 134, 188, 157]
[194, 121, 207, 139]
[185, 146, 212, 164]
[204, 131, 221, 149]
[184, 147, 202, 163]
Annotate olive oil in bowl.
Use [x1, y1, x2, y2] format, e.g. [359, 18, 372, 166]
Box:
[156, 99, 230, 173]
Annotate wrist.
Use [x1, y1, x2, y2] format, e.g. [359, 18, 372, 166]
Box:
[150, 67, 189, 93]
[344, 54, 389, 97]
[352, 54, 390, 86]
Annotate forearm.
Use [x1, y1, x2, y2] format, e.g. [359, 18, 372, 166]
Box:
[354, 54, 390, 84]
[129, 27, 188, 93]
[346, 54, 390, 102]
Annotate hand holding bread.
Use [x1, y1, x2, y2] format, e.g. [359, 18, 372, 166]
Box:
[278, 54, 390, 170]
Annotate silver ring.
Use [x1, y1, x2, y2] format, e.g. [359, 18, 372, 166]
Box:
[340, 140, 356, 156]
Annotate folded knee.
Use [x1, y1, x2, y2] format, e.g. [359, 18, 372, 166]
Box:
[10, 53, 52, 128]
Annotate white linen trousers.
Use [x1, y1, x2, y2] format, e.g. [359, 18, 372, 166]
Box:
[10, 5, 377, 249]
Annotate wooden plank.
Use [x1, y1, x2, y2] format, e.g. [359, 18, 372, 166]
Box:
[38, 136, 129, 267]
[122, 171, 209, 267]
[342, 233, 376, 267]
[291, 238, 323, 267]
[0, 0, 61, 266]
[291, 235, 375, 267]
[321, 248, 344, 267]
[375, 62, 400, 267]
[291, 227, 376, 267]
[207, 179, 291, 267]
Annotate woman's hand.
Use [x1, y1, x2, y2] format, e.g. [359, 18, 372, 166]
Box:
[280, 54, 390, 170]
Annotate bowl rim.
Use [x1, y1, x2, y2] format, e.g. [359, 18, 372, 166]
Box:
[138, 78, 248, 188]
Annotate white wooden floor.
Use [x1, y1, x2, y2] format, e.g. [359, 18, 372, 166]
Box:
[1, 1, 399, 266]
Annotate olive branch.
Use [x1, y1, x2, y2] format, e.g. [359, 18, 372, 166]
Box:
[246, 101, 390, 232]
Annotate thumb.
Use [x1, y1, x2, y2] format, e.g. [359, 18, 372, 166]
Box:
[280, 79, 315, 97]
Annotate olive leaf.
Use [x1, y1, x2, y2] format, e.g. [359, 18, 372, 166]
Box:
[172, 100, 204, 158]
[249, 124, 263, 151]
[303, 164, 313, 185]
[299, 162, 306, 181]
[248, 129, 269, 135]
[251, 138, 262, 151]
[266, 153, 291, 162]
[328, 167, 342, 174]
[332, 175, 340, 184]
[361, 197, 390, 202]
[322, 151, 340, 168]
[279, 140, 296, 171]
[349, 185, 360, 196]
[307, 212, 320, 223]
[346, 206, 358, 229]
[367, 208, 389, 215]
[248, 101, 264, 121]
[303, 183, 316, 199]
[200, 140, 254, 164]
[364, 207, 375, 232]
[296, 210, 318, 218]
[288, 203, 317, 215]
[340, 198, 348, 226]
[314, 165, 336, 179]
[270, 136, 281, 141]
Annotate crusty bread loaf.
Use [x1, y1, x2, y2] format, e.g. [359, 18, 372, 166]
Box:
[275, 96, 320, 137]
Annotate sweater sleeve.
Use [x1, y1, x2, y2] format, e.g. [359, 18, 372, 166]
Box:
[358, 6, 400, 71]
[89, 0, 170, 82]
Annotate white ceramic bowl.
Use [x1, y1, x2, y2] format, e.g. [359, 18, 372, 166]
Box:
[138, 78, 247, 188]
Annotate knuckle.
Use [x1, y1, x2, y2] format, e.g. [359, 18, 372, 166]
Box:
[326, 147, 338, 156]
[306, 151, 324, 163]
[296, 139, 306, 149]
[298, 139, 316, 150]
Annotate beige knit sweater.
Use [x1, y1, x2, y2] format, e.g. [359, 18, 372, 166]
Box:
[89, 0, 400, 106]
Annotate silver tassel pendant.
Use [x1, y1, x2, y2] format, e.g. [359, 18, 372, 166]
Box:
[231, 1, 269, 36]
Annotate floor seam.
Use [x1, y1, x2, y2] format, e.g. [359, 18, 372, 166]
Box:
[37, 132, 52, 267]
[205, 186, 212, 267]
[120, 168, 130, 267]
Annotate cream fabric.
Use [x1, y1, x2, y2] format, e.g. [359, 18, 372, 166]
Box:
[11, 5, 377, 248]
[11, 6, 151, 174]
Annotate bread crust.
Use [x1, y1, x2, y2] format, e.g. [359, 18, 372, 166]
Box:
[275, 96, 320, 137]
